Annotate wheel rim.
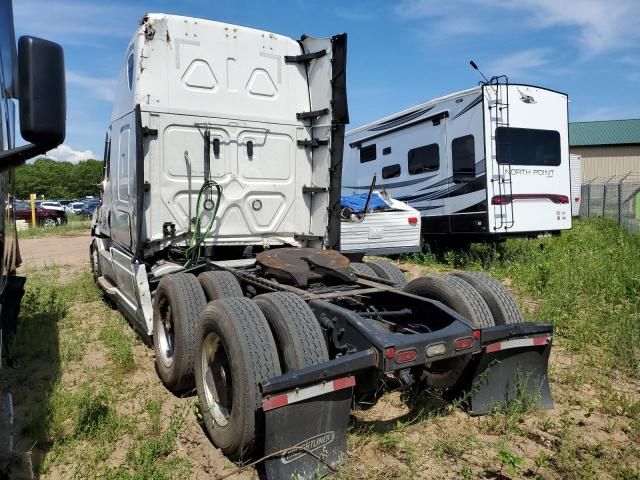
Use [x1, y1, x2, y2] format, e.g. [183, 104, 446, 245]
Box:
[201, 332, 233, 427]
[157, 300, 175, 368]
[43, 218, 56, 228]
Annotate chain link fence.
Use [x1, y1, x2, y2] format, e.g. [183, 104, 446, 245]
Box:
[580, 174, 640, 233]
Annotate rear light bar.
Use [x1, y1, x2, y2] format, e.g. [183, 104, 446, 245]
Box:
[491, 194, 569, 205]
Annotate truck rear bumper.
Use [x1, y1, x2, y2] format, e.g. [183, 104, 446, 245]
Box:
[259, 322, 553, 478]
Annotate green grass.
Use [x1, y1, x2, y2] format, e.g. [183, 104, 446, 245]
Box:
[11, 267, 192, 479]
[409, 217, 640, 377]
[19, 219, 91, 238]
[99, 321, 135, 373]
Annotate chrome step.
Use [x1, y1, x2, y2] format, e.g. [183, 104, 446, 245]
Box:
[97, 276, 118, 295]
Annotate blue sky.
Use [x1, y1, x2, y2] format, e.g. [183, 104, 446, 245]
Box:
[13, 0, 640, 162]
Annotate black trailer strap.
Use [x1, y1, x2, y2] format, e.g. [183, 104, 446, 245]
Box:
[302, 185, 328, 194]
[297, 138, 329, 148]
[294, 233, 324, 242]
[285, 49, 326, 64]
[296, 108, 329, 121]
[142, 126, 158, 137]
[261, 348, 377, 395]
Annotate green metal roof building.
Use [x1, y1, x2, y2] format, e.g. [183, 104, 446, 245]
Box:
[569, 119, 640, 181]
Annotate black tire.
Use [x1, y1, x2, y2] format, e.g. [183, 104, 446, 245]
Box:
[198, 271, 243, 301]
[153, 272, 207, 392]
[403, 274, 494, 328]
[349, 262, 377, 277]
[90, 240, 101, 283]
[195, 298, 281, 460]
[254, 292, 329, 372]
[365, 260, 408, 287]
[449, 271, 524, 325]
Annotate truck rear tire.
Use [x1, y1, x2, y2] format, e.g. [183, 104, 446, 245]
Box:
[153, 272, 207, 393]
[449, 271, 524, 325]
[403, 274, 494, 328]
[349, 262, 377, 277]
[198, 271, 243, 301]
[404, 275, 494, 388]
[195, 298, 281, 460]
[254, 292, 329, 372]
[365, 260, 408, 287]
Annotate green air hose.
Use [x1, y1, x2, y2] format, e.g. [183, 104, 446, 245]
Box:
[184, 180, 223, 267]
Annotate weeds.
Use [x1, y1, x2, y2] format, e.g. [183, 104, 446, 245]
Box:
[99, 321, 135, 373]
[19, 220, 90, 239]
[409, 218, 640, 377]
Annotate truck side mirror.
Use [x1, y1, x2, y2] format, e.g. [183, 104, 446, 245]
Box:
[18, 35, 66, 145]
[0, 35, 66, 171]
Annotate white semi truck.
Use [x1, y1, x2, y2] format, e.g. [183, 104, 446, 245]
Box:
[92, 14, 554, 478]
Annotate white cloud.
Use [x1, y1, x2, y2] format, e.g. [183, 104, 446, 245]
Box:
[66, 71, 116, 102]
[396, 0, 640, 55]
[486, 48, 553, 80]
[499, 0, 640, 55]
[46, 144, 96, 164]
[13, 0, 141, 46]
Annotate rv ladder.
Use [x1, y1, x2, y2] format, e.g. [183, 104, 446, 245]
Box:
[488, 75, 514, 231]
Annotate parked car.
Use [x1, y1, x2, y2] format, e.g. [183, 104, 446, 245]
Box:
[69, 201, 86, 215]
[80, 199, 100, 218]
[39, 201, 68, 224]
[13, 200, 66, 228]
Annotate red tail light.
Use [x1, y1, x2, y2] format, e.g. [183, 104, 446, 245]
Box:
[491, 195, 511, 205]
[395, 349, 417, 364]
[454, 336, 474, 351]
[492, 194, 569, 205]
[385, 347, 395, 359]
[408, 216, 418, 225]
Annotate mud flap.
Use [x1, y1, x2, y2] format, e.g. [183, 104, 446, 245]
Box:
[262, 376, 354, 479]
[465, 335, 553, 416]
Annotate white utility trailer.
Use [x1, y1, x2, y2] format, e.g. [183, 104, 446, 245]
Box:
[91, 14, 555, 479]
[343, 81, 572, 242]
[340, 191, 421, 256]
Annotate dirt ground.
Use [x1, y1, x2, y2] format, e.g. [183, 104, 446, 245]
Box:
[17, 233, 91, 271]
[4, 236, 640, 479]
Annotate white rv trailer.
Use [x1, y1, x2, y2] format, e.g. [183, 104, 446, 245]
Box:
[343, 82, 572, 240]
[570, 153, 582, 217]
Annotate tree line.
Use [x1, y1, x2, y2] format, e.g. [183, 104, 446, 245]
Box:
[15, 157, 104, 200]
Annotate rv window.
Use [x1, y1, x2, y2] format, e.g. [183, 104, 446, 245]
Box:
[382, 163, 401, 179]
[496, 127, 561, 166]
[127, 53, 134, 91]
[408, 144, 439, 175]
[383, 147, 391, 155]
[360, 144, 376, 163]
[452, 135, 475, 177]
